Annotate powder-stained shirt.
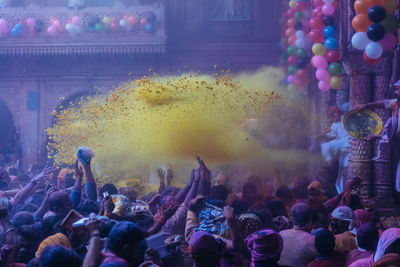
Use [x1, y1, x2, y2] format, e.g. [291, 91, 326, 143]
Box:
[162, 203, 188, 236]
[278, 228, 318, 267]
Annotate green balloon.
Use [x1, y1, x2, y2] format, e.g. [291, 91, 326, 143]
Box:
[287, 45, 297, 56]
[288, 65, 298, 75]
[103, 24, 111, 32]
[294, 12, 304, 21]
[381, 15, 399, 33]
[280, 58, 287, 66]
[281, 52, 288, 59]
[296, 48, 307, 58]
[94, 23, 102, 32]
[328, 63, 342, 76]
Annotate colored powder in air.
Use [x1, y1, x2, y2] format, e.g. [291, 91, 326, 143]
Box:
[47, 67, 312, 181]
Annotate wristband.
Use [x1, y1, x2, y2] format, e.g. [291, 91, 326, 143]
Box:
[30, 179, 38, 185]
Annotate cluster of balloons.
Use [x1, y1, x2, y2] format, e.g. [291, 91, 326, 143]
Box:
[65, 16, 83, 35]
[282, 0, 313, 91]
[47, 18, 64, 35]
[0, 19, 9, 36]
[310, 0, 343, 91]
[351, 0, 399, 64]
[26, 18, 44, 35]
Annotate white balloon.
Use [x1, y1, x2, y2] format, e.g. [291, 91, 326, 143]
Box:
[365, 41, 383, 59]
[119, 19, 128, 28]
[296, 30, 305, 38]
[65, 23, 73, 32]
[295, 38, 306, 49]
[351, 32, 369, 50]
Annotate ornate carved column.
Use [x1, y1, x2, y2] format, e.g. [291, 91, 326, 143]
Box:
[373, 54, 396, 209]
[343, 54, 373, 204]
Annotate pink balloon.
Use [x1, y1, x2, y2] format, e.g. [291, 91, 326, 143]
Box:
[287, 9, 295, 18]
[314, 0, 324, 7]
[0, 19, 6, 28]
[110, 22, 119, 31]
[322, 4, 334, 15]
[379, 34, 397, 51]
[53, 20, 61, 28]
[47, 26, 56, 34]
[27, 18, 35, 27]
[72, 16, 80, 25]
[316, 68, 330, 81]
[288, 55, 299, 65]
[312, 55, 328, 69]
[318, 80, 330, 91]
[288, 75, 299, 84]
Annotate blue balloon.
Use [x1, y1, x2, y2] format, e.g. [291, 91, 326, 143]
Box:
[324, 37, 338, 50]
[10, 28, 19, 36]
[15, 23, 22, 31]
[323, 26, 336, 38]
[145, 23, 154, 33]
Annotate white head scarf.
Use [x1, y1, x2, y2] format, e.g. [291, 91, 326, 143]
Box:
[374, 227, 400, 262]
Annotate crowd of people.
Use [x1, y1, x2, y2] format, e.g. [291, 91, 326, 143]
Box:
[0, 153, 398, 267]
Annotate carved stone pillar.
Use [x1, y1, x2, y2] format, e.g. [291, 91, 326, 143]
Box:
[373, 54, 395, 209]
[343, 54, 373, 204]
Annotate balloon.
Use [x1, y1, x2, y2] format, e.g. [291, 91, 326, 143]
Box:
[15, 23, 22, 31]
[296, 48, 307, 58]
[103, 16, 111, 25]
[34, 21, 43, 33]
[313, 55, 328, 68]
[72, 16, 80, 25]
[316, 68, 330, 81]
[110, 22, 119, 31]
[323, 15, 335, 26]
[56, 25, 64, 33]
[367, 23, 385, 41]
[325, 50, 340, 62]
[312, 43, 326, 56]
[309, 30, 325, 43]
[288, 55, 299, 65]
[288, 75, 299, 84]
[352, 14, 372, 32]
[27, 18, 35, 27]
[94, 23, 102, 32]
[296, 30, 305, 38]
[128, 16, 138, 25]
[322, 4, 334, 15]
[295, 1, 306, 11]
[368, 5, 386, 23]
[363, 50, 381, 64]
[294, 21, 303, 31]
[288, 36, 297, 46]
[318, 80, 330, 91]
[288, 65, 299, 75]
[383, 0, 398, 14]
[328, 62, 343, 75]
[287, 45, 297, 55]
[47, 26, 56, 34]
[140, 17, 147, 25]
[10, 27, 19, 36]
[324, 37, 338, 50]
[297, 56, 310, 68]
[53, 20, 61, 28]
[323, 26, 336, 37]
[65, 23, 73, 32]
[379, 33, 397, 51]
[295, 38, 306, 48]
[287, 18, 296, 28]
[297, 68, 309, 78]
[381, 15, 398, 33]
[294, 12, 304, 20]
[354, 0, 370, 14]
[309, 18, 323, 29]
[351, 32, 370, 50]
[147, 12, 157, 23]
[119, 19, 128, 28]
[330, 76, 343, 89]
[365, 41, 383, 59]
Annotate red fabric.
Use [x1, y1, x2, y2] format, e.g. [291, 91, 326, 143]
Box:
[307, 253, 346, 267]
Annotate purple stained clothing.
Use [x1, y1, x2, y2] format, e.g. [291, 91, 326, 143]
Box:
[246, 229, 283, 264]
[85, 181, 97, 202]
[345, 250, 371, 267]
[101, 251, 129, 267]
[162, 203, 188, 236]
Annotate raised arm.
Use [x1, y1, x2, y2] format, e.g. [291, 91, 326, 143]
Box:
[157, 168, 166, 194]
[82, 218, 101, 267]
[82, 160, 97, 201]
[175, 169, 196, 205]
[70, 160, 83, 208]
[11, 166, 51, 205]
[35, 186, 57, 220]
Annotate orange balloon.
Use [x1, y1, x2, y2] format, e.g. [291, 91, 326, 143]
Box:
[285, 27, 295, 37]
[288, 36, 296, 46]
[354, 0, 385, 14]
[287, 18, 296, 27]
[383, 0, 399, 14]
[140, 17, 147, 25]
[128, 16, 138, 25]
[352, 14, 372, 32]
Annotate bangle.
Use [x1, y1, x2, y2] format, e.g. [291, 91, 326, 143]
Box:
[90, 233, 100, 239]
[30, 179, 38, 185]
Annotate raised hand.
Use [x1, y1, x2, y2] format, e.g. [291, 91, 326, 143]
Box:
[157, 168, 165, 181]
[32, 166, 52, 184]
[166, 166, 173, 186]
[188, 194, 205, 212]
[74, 160, 83, 179]
[85, 217, 100, 236]
[223, 206, 235, 220]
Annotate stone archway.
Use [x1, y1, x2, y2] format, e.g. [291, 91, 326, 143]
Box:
[0, 98, 20, 166]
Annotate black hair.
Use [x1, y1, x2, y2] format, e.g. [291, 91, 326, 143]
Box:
[39, 245, 81, 267]
[11, 211, 34, 228]
[210, 185, 229, 202]
[108, 221, 144, 256]
[99, 183, 118, 198]
[315, 228, 335, 257]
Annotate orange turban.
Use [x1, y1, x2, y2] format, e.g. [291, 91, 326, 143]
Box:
[35, 233, 72, 257]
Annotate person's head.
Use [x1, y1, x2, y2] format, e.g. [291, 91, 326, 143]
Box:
[210, 185, 229, 202]
[48, 191, 72, 216]
[36, 233, 72, 258]
[356, 223, 379, 251]
[374, 228, 400, 262]
[99, 183, 118, 200]
[291, 202, 312, 229]
[16, 225, 40, 263]
[289, 176, 309, 199]
[265, 200, 286, 218]
[275, 186, 293, 204]
[77, 199, 99, 216]
[307, 181, 326, 209]
[0, 197, 11, 220]
[246, 229, 283, 265]
[242, 182, 257, 204]
[189, 231, 222, 267]
[314, 228, 335, 257]
[39, 245, 81, 267]
[108, 221, 145, 265]
[237, 213, 265, 239]
[12, 211, 34, 229]
[329, 106, 343, 122]
[331, 206, 356, 234]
